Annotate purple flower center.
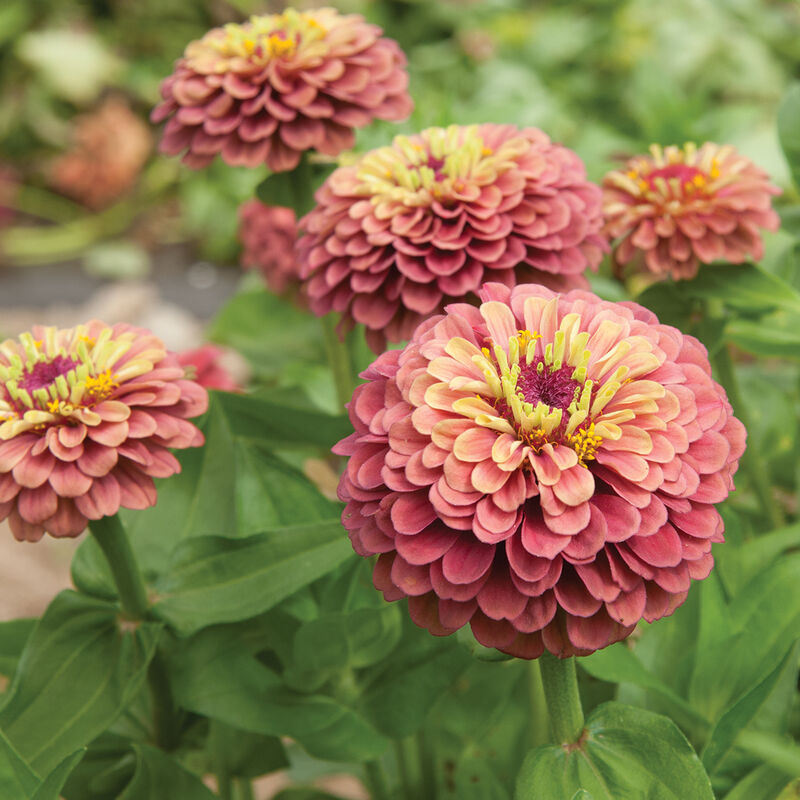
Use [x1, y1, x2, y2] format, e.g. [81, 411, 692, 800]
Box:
[517, 361, 578, 411]
[19, 356, 79, 393]
[426, 155, 446, 181]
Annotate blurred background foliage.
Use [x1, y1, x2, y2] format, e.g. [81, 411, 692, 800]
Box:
[0, 0, 798, 268]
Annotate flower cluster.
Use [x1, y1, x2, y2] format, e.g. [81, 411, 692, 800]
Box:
[152, 8, 412, 172]
[238, 199, 301, 295]
[334, 283, 745, 658]
[603, 143, 780, 280]
[299, 123, 606, 351]
[0, 322, 207, 541]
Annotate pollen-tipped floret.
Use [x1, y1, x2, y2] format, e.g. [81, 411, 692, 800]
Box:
[0, 322, 207, 541]
[603, 143, 780, 280]
[152, 8, 412, 172]
[334, 283, 745, 658]
[298, 123, 607, 352]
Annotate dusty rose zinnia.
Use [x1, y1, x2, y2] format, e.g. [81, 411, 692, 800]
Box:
[151, 8, 412, 172]
[238, 199, 301, 294]
[334, 283, 745, 658]
[298, 124, 607, 352]
[0, 322, 207, 542]
[603, 143, 780, 280]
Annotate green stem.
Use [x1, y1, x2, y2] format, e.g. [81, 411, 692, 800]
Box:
[321, 313, 356, 410]
[527, 659, 549, 748]
[395, 737, 422, 800]
[539, 654, 585, 745]
[417, 728, 437, 800]
[364, 760, 391, 800]
[711, 343, 783, 529]
[216, 772, 233, 800]
[737, 729, 800, 778]
[148, 652, 181, 751]
[89, 514, 149, 619]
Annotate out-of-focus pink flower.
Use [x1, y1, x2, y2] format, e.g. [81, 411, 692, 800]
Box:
[603, 143, 780, 280]
[0, 322, 207, 541]
[298, 124, 607, 352]
[238, 200, 301, 294]
[151, 8, 412, 172]
[177, 345, 242, 392]
[334, 283, 745, 658]
[49, 96, 152, 210]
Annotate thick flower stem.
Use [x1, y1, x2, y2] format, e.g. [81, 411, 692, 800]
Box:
[711, 343, 783, 529]
[89, 514, 149, 620]
[527, 659, 550, 748]
[364, 760, 391, 800]
[539, 653, 585, 744]
[321, 313, 356, 410]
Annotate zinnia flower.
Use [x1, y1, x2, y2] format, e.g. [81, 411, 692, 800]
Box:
[0, 322, 207, 542]
[603, 143, 780, 280]
[298, 124, 607, 352]
[238, 200, 301, 294]
[177, 345, 242, 392]
[334, 283, 745, 658]
[151, 8, 413, 172]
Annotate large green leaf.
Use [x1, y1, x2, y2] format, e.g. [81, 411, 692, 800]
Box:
[0, 620, 36, 682]
[0, 591, 161, 775]
[72, 395, 341, 595]
[515, 703, 714, 800]
[172, 628, 390, 762]
[701, 651, 793, 775]
[152, 524, 352, 635]
[778, 83, 800, 189]
[580, 644, 706, 732]
[119, 745, 217, 800]
[0, 727, 38, 800]
[31, 751, 86, 800]
[205, 721, 288, 781]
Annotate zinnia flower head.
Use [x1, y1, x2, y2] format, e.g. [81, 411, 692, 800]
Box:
[0, 322, 208, 542]
[298, 123, 607, 352]
[334, 283, 745, 658]
[238, 199, 301, 294]
[151, 8, 413, 172]
[603, 143, 780, 280]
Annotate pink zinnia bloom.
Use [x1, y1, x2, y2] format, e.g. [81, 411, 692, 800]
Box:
[603, 143, 780, 280]
[151, 8, 412, 172]
[238, 200, 301, 294]
[298, 124, 607, 352]
[177, 345, 242, 392]
[0, 322, 208, 542]
[334, 283, 745, 658]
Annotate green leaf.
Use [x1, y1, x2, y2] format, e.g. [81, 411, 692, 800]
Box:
[205, 721, 288, 780]
[725, 765, 794, 800]
[359, 619, 472, 739]
[515, 702, 714, 800]
[726, 315, 800, 359]
[701, 651, 793, 775]
[778, 83, 800, 188]
[292, 605, 402, 675]
[0, 620, 36, 681]
[72, 395, 341, 595]
[32, 750, 86, 800]
[455, 758, 511, 800]
[173, 630, 390, 762]
[777, 779, 800, 800]
[119, 744, 217, 800]
[209, 287, 322, 378]
[579, 644, 706, 731]
[0, 727, 39, 800]
[0, 591, 162, 775]
[152, 524, 353, 635]
[255, 158, 334, 217]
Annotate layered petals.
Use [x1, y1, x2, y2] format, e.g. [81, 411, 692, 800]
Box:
[337, 283, 744, 658]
